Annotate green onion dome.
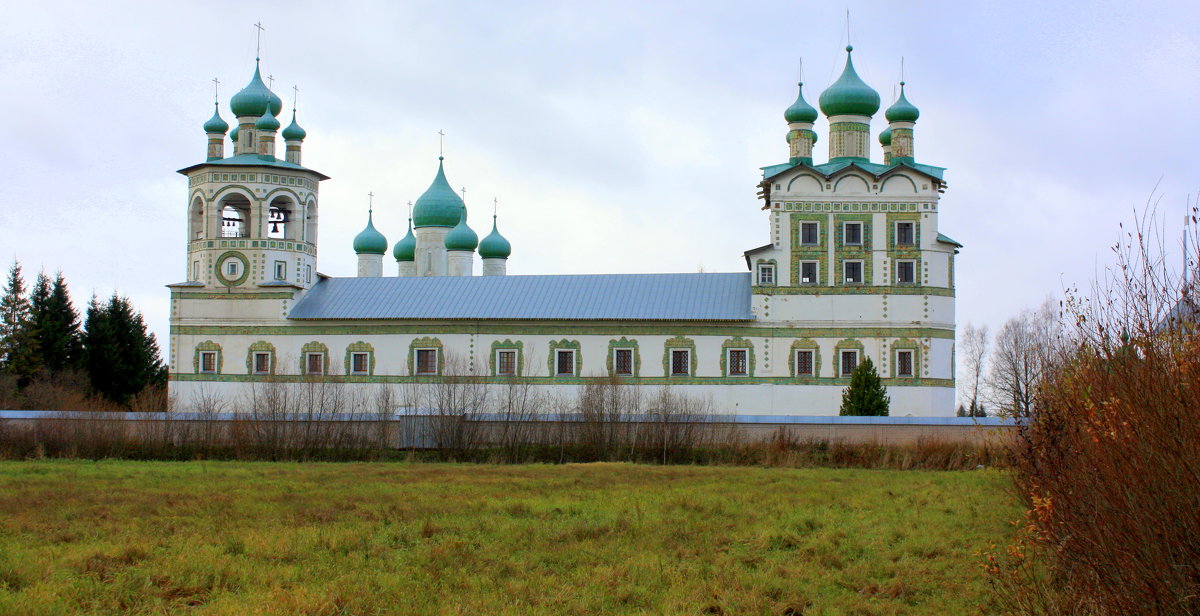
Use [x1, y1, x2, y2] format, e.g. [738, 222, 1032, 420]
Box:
[444, 211, 478, 251]
[884, 82, 920, 123]
[393, 219, 416, 262]
[412, 157, 466, 228]
[353, 211, 388, 255]
[255, 105, 280, 131]
[784, 82, 819, 123]
[818, 46, 880, 117]
[281, 110, 307, 141]
[230, 125, 239, 142]
[879, 125, 892, 146]
[478, 216, 511, 259]
[203, 103, 229, 134]
[230, 61, 283, 118]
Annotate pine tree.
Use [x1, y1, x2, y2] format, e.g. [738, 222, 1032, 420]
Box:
[839, 356, 890, 416]
[82, 294, 166, 405]
[30, 271, 83, 375]
[0, 261, 40, 384]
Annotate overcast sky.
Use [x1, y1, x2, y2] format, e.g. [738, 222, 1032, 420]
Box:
[2, 1, 1198, 390]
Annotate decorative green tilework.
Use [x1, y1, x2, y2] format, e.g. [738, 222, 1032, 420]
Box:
[606, 337, 640, 378]
[787, 338, 822, 381]
[300, 341, 329, 375]
[829, 122, 869, 132]
[790, 212, 829, 287]
[406, 337, 443, 376]
[833, 338, 867, 377]
[719, 337, 755, 377]
[547, 339, 582, 377]
[488, 339, 524, 377]
[344, 341, 376, 376]
[192, 340, 223, 374]
[245, 340, 276, 375]
[888, 337, 922, 380]
[172, 372, 956, 388]
[214, 251, 250, 286]
[662, 336, 697, 377]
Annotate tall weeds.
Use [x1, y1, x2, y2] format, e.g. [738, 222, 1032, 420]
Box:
[991, 205, 1200, 615]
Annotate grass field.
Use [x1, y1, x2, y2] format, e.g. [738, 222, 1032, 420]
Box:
[0, 461, 1017, 615]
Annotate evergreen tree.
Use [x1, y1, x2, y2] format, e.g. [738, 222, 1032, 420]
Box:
[839, 356, 890, 416]
[82, 294, 166, 405]
[30, 271, 83, 374]
[0, 261, 40, 384]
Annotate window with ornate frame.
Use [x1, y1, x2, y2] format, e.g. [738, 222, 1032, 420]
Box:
[669, 349, 691, 376]
[415, 348, 439, 376]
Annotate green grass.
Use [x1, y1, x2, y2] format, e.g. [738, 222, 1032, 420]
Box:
[0, 461, 1017, 615]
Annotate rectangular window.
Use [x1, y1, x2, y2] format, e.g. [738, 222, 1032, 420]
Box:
[415, 349, 437, 375]
[305, 353, 324, 375]
[274, 260, 287, 281]
[226, 262, 239, 276]
[843, 221, 863, 246]
[800, 222, 819, 245]
[555, 349, 575, 376]
[252, 352, 271, 375]
[192, 261, 200, 281]
[670, 349, 690, 376]
[728, 349, 748, 376]
[795, 350, 814, 376]
[840, 350, 859, 377]
[896, 260, 916, 284]
[199, 351, 217, 374]
[800, 261, 819, 285]
[496, 350, 517, 376]
[844, 261, 863, 284]
[305, 265, 312, 283]
[897, 350, 914, 377]
[614, 348, 634, 376]
[757, 264, 775, 286]
[896, 221, 916, 246]
[351, 352, 370, 375]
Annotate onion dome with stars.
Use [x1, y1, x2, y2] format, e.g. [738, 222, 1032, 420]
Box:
[478, 216, 511, 259]
[353, 210, 388, 255]
[444, 211, 479, 252]
[885, 82, 920, 123]
[412, 157, 466, 228]
[230, 61, 283, 118]
[818, 46, 881, 117]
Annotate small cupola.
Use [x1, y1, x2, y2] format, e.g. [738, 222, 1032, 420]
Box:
[784, 82, 819, 165]
[393, 218, 416, 262]
[478, 216, 511, 259]
[353, 211, 388, 255]
[282, 110, 306, 141]
[885, 81, 920, 163]
[203, 103, 229, 160]
[444, 211, 478, 252]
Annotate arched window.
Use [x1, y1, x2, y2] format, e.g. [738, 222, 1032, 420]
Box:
[219, 194, 251, 238]
[304, 199, 318, 244]
[268, 196, 295, 240]
[189, 196, 205, 240]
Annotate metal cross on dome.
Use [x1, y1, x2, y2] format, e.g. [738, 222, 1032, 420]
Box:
[254, 22, 265, 59]
[212, 77, 220, 103]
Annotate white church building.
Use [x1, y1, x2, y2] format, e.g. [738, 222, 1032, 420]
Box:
[168, 45, 961, 416]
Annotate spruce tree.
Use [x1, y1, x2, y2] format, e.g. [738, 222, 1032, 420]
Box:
[839, 356, 890, 416]
[82, 294, 166, 405]
[30, 271, 83, 375]
[0, 261, 40, 384]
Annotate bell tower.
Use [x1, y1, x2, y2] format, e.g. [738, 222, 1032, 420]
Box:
[171, 59, 329, 298]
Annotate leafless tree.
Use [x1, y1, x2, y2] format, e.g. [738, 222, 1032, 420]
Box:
[987, 299, 1062, 417]
[958, 323, 989, 416]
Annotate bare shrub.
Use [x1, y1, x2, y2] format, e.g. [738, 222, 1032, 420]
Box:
[991, 205, 1200, 614]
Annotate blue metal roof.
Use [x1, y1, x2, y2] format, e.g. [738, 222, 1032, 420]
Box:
[288, 273, 754, 321]
[760, 158, 946, 182]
